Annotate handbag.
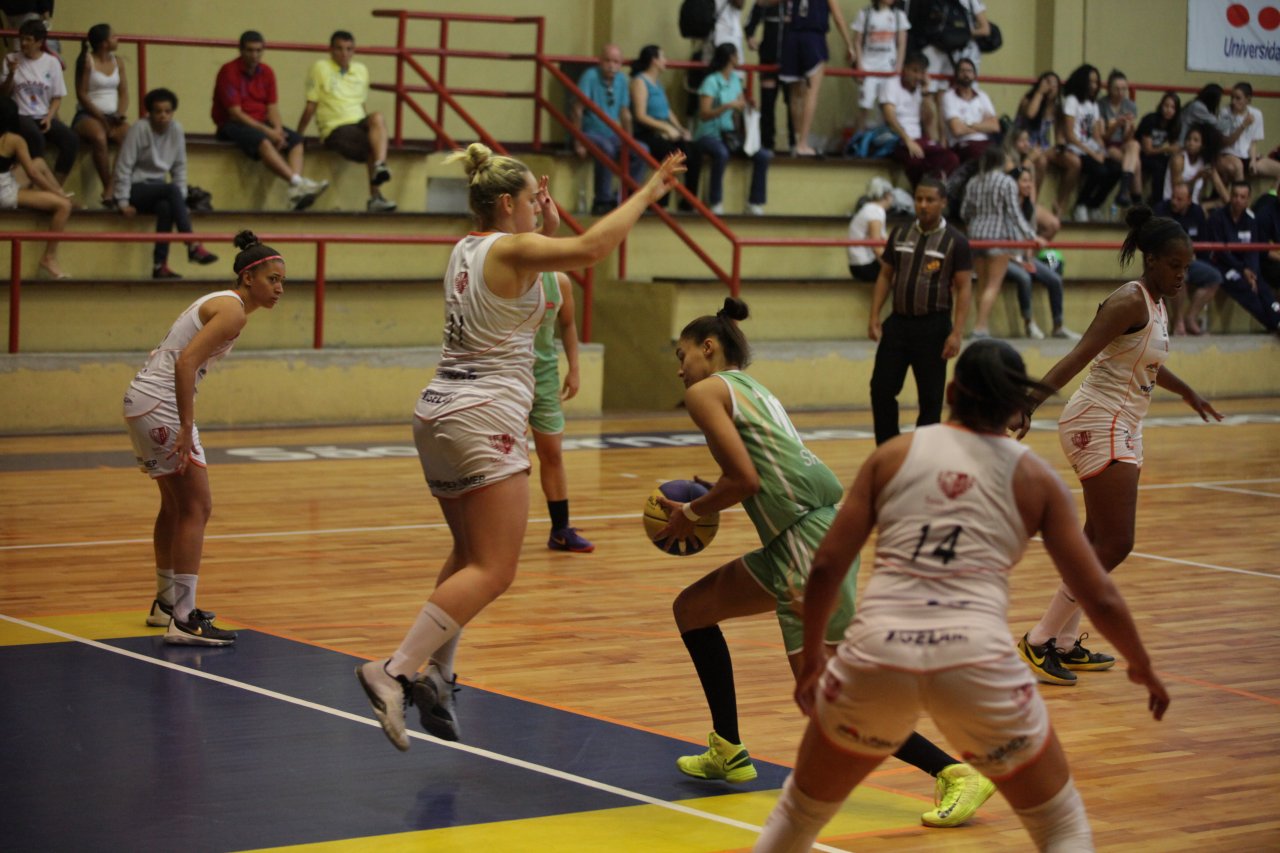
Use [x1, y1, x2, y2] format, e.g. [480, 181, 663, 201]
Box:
[186, 185, 214, 212]
[975, 22, 1002, 53]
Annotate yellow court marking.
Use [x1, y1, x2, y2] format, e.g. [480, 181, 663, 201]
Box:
[241, 789, 922, 853]
[0, 611, 242, 646]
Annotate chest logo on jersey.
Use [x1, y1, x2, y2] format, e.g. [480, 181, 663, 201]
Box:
[149, 426, 170, 446]
[454, 271, 469, 294]
[488, 433, 517, 455]
[1071, 430, 1092, 450]
[937, 471, 973, 499]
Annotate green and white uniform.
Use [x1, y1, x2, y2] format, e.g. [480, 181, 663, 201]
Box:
[529, 272, 565, 435]
[714, 370, 860, 653]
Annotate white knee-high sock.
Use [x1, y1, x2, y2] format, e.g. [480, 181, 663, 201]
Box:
[387, 602, 460, 679]
[430, 631, 462, 681]
[1029, 585, 1080, 647]
[1057, 611, 1084, 649]
[1013, 777, 1094, 852]
[156, 568, 175, 606]
[753, 774, 843, 853]
[172, 574, 198, 622]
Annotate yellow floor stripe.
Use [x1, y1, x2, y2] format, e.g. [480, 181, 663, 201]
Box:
[0, 611, 244, 646]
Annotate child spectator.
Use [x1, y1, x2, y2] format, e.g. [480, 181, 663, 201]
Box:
[1164, 124, 1225, 206]
[849, 0, 909, 132]
[1098, 69, 1140, 207]
[0, 19, 76, 185]
[73, 23, 128, 208]
[1136, 91, 1180, 205]
[847, 175, 894, 281]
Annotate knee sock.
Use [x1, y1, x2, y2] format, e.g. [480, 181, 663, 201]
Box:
[430, 630, 462, 681]
[1013, 777, 1094, 852]
[172, 574, 197, 622]
[1057, 611, 1083, 649]
[680, 626, 740, 744]
[754, 773, 844, 853]
[155, 568, 175, 607]
[893, 731, 957, 776]
[548, 499, 569, 531]
[1029, 585, 1080, 647]
[387, 602, 461, 679]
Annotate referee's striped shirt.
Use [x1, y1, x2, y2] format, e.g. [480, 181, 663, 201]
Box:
[884, 218, 973, 316]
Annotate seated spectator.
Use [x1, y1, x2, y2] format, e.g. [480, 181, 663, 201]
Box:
[73, 23, 128, 207]
[963, 146, 1044, 338]
[0, 97, 70, 277]
[881, 52, 957, 186]
[1217, 82, 1280, 183]
[1014, 72, 1064, 196]
[571, 43, 646, 215]
[1013, 155, 1060, 240]
[847, 175, 894, 281]
[692, 43, 770, 215]
[1155, 182, 1223, 335]
[1136, 91, 1180, 205]
[628, 45, 686, 199]
[1004, 174, 1075, 340]
[779, 0, 854, 157]
[1253, 181, 1280, 289]
[941, 58, 998, 164]
[212, 30, 327, 211]
[1207, 181, 1280, 334]
[1179, 84, 1222, 145]
[296, 30, 394, 212]
[0, 20, 76, 184]
[1060, 63, 1121, 222]
[1098, 69, 1140, 207]
[1164, 124, 1225, 205]
[849, 0, 909, 132]
[114, 88, 219, 279]
[918, 0, 991, 139]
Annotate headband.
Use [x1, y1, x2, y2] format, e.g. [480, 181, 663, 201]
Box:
[238, 254, 283, 274]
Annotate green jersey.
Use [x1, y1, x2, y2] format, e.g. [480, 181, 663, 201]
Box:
[533, 272, 562, 369]
[714, 370, 844, 546]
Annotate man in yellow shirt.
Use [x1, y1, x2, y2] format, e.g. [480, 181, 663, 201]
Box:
[297, 30, 395, 212]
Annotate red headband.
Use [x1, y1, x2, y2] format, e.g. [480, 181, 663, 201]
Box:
[238, 254, 283, 274]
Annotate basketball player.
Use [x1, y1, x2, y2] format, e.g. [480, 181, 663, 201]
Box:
[752, 340, 1170, 853]
[1014, 206, 1222, 686]
[123, 230, 285, 646]
[356, 145, 686, 751]
[656, 298, 996, 828]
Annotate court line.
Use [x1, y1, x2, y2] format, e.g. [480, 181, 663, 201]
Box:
[1190, 484, 1280, 499]
[0, 613, 845, 853]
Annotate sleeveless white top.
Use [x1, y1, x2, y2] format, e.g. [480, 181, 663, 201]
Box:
[1074, 283, 1169, 421]
[85, 55, 120, 113]
[127, 290, 244, 404]
[1163, 152, 1206, 202]
[837, 424, 1030, 671]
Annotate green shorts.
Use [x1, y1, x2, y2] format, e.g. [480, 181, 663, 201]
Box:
[529, 358, 564, 435]
[742, 506, 860, 654]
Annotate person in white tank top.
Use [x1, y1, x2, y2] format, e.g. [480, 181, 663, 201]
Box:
[1162, 125, 1218, 203]
[753, 340, 1170, 853]
[356, 144, 688, 752]
[1014, 207, 1222, 687]
[73, 24, 129, 207]
[121, 231, 285, 648]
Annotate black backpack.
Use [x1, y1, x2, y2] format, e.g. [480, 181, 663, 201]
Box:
[908, 0, 972, 53]
[679, 0, 719, 40]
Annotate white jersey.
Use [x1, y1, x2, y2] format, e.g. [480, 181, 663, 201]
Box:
[839, 424, 1030, 671]
[127, 290, 244, 404]
[1074, 282, 1168, 420]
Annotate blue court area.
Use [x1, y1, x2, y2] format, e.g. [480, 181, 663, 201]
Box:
[0, 615, 924, 852]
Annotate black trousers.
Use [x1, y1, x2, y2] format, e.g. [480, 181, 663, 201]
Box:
[870, 312, 952, 445]
[17, 115, 77, 176]
[1077, 154, 1123, 209]
[130, 181, 194, 265]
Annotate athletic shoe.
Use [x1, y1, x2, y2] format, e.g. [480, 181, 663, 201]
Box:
[152, 264, 182, 280]
[367, 195, 398, 213]
[288, 179, 329, 211]
[187, 245, 219, 265]
[1025, 320, 1046, 340]
[1017, 633, 1076, 685]
[164, 609, 236, 646]
[676, 731, 758, 783]
[372, 162, 392, 186]
[410, 665, 461, 742]
[921, 763, 997, 827]
[709, 202, 725, 215]
[356, 659, 413, 751]
[1073, 205, 1090, 224]
[548, 527, 595, 553]
[747, 203, 765, 216]
[1058, 633, 1116, 671]
[148, 599, 215, 627]
[1115, 190, 1132, 207]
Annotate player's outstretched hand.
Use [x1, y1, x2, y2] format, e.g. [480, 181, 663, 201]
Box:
[1184, 392, 1223, 423]
[645, 151, 687, 200]
[1127, 662, 1170, 721]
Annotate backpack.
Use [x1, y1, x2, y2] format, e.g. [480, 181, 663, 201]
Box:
[845, 126, 900, 159]
[908, 0, 971, 54]
[679, 0, 719, 40]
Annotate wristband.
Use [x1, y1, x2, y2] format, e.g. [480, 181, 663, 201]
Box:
[681, 502, 701, 522]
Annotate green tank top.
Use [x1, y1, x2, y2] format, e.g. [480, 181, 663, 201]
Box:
[715, 370, 845, 546]
[533, 272, 562, 369]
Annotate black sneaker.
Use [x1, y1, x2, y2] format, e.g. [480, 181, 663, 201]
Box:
[152, 265, 182, 280]
[148, 599, 214, 627]
[1058, 633, 1116, 671]
[164, 608, 236, 646]
[410, 667, 461, 741]
[1017, 633, 1076, 685]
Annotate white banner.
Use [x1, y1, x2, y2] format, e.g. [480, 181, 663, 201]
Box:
[1187, 0, 1280, 76]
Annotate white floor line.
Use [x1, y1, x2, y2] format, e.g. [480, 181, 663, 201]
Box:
[1190, 484, 1280, 499]
[1126, 550, 1280, 579]
[0, 613, 843, 851]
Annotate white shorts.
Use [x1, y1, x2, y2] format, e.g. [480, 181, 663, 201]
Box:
[1057, 395, 1143, 480]
[123, 392, 205, 478]
[816, 648, 1051, 780]
[413, 387, 531, 498]
[858, 74, 893, 110]
[0, 171, 18, 210]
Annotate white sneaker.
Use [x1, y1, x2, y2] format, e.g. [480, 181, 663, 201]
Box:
[367, 196, 398, 213]
[1025, 320, 1045, 340]
[709, 202, 725, 215]
[1073, 205, 1090, 224]
[747, 203, 765, 216]
[356, 659, 411, 751]
[299, 177, 329, 194]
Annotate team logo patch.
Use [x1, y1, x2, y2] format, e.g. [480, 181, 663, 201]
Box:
[488, 434, 516, 455]
[925, 259, 941, 273]
[454, 271, 469, 294]
[1071, 430, 1092, 450]
[149, 426, 170, 446]
[937, 471, 973, 499]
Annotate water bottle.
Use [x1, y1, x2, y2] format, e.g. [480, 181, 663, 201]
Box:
[577, 188, 588, 215]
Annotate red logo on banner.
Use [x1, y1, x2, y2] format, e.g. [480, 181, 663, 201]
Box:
[937, 471, 973, 499]
[149, 426, 170, 446]
[1227, 4, 1280, 30]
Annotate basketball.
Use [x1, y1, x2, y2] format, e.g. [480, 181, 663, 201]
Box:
[643, 480, 720, 556]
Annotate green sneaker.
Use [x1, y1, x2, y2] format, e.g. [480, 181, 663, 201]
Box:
[676, 731, 758, 783]
[1058, 633, 1116, 671]
[1018, 633, 1077, 686]
[922, 763, 997, 827]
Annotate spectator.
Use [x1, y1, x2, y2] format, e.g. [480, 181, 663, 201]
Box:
[1208, 181, 1280, 333]
[296, 31, 394, 213]
[73, 23, 127, 208]
[867, 176, 971, 445]
[941, 57, 998, 164]
[629, 44, 686, 204]
[1012, 150, 1060, 239]
[1254, 181, 1280, 288]
[692, 43, 771, 215]
[778, 0, 854, 157]
[1155, 182, 1223, 335]
[1164, 124, 1224, 205]
[1217, 82, 1280, 182]
[1179, 84, 1222, 145]
[919, 0, 991, 138]
[114, 88, 219, 279]
[964, 145, 1044, 338]
[745, 0, 791, 151]
[1136, 91, 1180, 205]
[0, 20, 76, 184]
[1016, 71, 1073, 207]
[0, 97, 70, 277]
[849, 0, 909, 132]
[881, 51, 958, 186]
[1060, 64, 1121, 222]
[1005, 167, 1075, 339]
[212, 30, 327, 211]
[571, 43, 645, 215]
[1098, 69, 1140, 207]
[0, 0, 58, 55]
[847, 175, 894, 281]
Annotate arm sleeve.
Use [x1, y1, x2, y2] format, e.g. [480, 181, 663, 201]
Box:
[215, 65, 240, 110]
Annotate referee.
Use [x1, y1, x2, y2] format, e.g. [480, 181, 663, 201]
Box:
[868, 176, 973, 445]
